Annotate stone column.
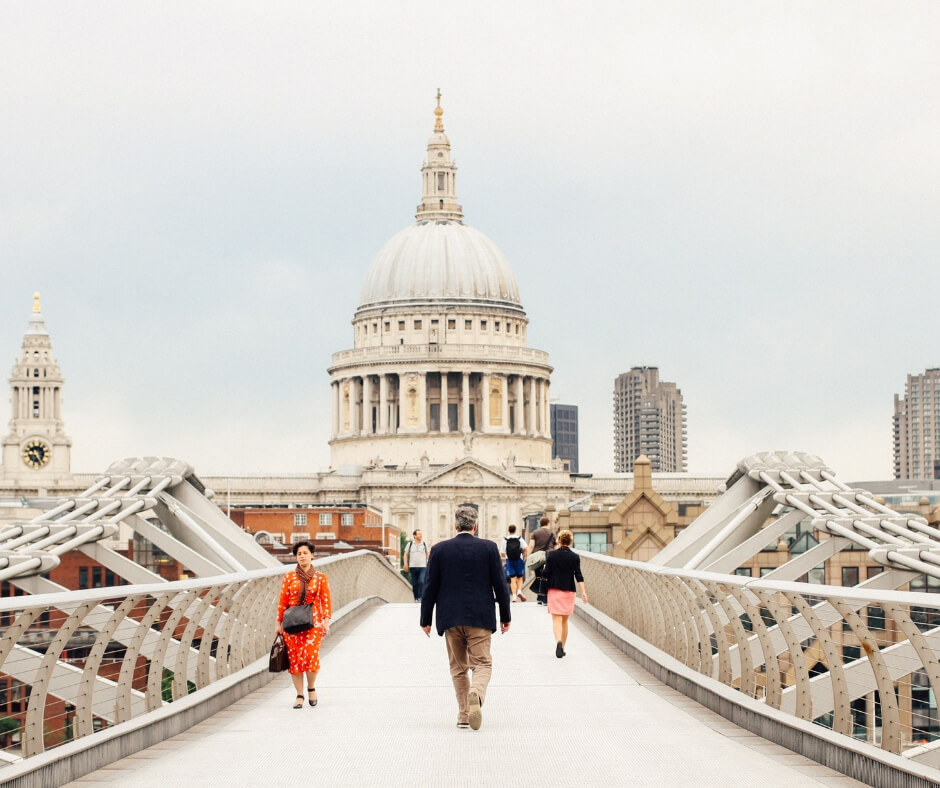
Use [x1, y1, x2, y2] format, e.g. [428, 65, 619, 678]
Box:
[500, 373, 509, 433]
[418, 372, 428, 431]
[379, 374, 389, 435]
[331, 380, 340, 438]
[481, 372, 490, 433]
[440, 370, 449, 433]
[527, 377, 536, 435]
[543, 379, 551, 438]
[361, 375, 373, 435]
[515, 375, 525, 435]
[351, 378, 360, 435]
[461, 371, 471, 432]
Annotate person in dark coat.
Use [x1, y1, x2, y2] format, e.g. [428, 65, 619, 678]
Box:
[420, 505, 512, 730]
[541, 529, 588, 658]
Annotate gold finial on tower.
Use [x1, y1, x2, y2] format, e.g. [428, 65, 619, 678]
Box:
[434, 88, 444, 132]
[33, 292, 41, 313]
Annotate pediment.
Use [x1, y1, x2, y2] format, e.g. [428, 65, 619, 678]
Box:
[419, 458, 518, 488]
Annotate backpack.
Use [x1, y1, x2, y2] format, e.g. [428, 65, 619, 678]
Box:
[505, 536, 522, 561]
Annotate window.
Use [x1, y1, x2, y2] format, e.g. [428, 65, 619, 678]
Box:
[481, 320, 487, 330]
[372, 323, 378, 334]
[437, 172, 445, 190]
[448, 319, 456, 329]
[465, 319, 472, 330]
[316, 532, 335, 540]
[384, 322, 390, 331]
[495, 321, 500, 332]
[271, 533, 285, 544]
[291, 533, 310, 544]
[398, 321, 405, 331]
[79, 567, 89, 589]
[841, 566, 860, 587]
[341, 513, 354, 526]
[734, 567, 753, 577]
[319, 513, 333, 525]
[867, 606, 886, 632]
[414, 320, 422, 330]
[294, 514, 307, 527]
[759, 567, 774, 577]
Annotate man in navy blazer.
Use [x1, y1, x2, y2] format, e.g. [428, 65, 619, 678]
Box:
[420, 505, 511, 730]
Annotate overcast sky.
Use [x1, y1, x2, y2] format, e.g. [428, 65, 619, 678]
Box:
[2, 2, 938, 482]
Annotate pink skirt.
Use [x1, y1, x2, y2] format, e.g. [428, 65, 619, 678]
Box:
[547, 589, 576, 616]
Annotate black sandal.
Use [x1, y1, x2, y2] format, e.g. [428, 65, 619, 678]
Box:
[308, 687, 318, 707]
[292, 695, 304, 709]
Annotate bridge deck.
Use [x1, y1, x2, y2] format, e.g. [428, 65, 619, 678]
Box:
[64, 603, 864, 787]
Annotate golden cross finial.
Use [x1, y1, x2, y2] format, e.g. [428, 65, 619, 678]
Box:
[33, 292, 41, 313]
[434, 88, 444, 132]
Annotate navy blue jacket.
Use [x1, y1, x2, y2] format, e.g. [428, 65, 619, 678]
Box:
[420, 531, 512, 636]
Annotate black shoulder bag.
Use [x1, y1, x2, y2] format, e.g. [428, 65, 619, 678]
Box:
[282, 575, 317, 634]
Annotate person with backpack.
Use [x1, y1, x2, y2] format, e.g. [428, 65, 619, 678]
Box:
[500, 524, 528, 602]
[403, 529, 431, 601]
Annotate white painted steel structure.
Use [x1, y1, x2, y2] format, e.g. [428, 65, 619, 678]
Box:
[581, 451, 940, 766]
[0, 456, 412, 773]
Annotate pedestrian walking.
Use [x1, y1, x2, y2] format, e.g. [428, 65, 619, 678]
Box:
[420, 506, 512, 730]
[403, 529, 430, 601]
[541, 529, 587, 657]
[527, 516, 556, 605]
[276, 540, 332, 708]
[501, 524, 528, 601]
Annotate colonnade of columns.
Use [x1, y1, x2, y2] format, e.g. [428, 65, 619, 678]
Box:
[11, 384, 63, 421]
[331, 370, 551, 441]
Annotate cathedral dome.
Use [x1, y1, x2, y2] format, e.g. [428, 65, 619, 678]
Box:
[357, 220, 522, 312]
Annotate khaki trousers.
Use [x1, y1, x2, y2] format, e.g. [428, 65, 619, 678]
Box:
[444, 626, 493, 723]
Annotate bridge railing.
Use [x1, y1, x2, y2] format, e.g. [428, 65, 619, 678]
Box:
[0, 549, 410, 774]
[580, 551, 940, 761]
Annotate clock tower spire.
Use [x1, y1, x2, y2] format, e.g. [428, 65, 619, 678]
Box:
[1, 293, 72, 485]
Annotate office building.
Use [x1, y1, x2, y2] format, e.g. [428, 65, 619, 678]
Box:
[550, 403, 579, 472]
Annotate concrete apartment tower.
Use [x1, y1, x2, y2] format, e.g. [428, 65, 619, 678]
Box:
[893, 368, 940, 479]
[613, 367, 687, 473]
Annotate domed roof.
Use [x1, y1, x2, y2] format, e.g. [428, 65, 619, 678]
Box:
[357, 93, 524, 316]
[358, 220, 522, 312]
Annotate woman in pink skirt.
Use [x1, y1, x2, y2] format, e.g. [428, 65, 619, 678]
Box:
[541, 529, 588, 658]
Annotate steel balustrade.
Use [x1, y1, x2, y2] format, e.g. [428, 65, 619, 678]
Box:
[0, 550, 411, 769]
[580, 551, 940, 761]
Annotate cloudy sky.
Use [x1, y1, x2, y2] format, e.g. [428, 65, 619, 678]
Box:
[1, 2, 938, 482]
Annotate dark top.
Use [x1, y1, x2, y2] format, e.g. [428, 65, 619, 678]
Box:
[542, 546, 584, 592]
[420, 532, 512, 636]
[530, 526, 556, 554]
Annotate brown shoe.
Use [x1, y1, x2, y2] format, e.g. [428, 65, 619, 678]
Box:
[467, 689, 482, 730]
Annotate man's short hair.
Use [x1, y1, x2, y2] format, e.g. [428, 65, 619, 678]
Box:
[539, 516, 549, 528]
[455, 506, 478, 531]
[413, 529, 421, 536]
[508, 524, 516, 534]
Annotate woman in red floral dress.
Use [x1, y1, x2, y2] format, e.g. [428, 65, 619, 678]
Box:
[277, 540, 332, 708]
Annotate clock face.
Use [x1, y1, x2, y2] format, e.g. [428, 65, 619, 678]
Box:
[21, 439, 51, 469]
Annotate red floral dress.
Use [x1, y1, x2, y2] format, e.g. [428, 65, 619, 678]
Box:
[277, 571, 332, 674]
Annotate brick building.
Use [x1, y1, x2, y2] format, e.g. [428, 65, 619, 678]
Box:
[228, 504, 400, 566]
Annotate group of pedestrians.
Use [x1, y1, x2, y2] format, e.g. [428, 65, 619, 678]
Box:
[273, 508, 587, 731]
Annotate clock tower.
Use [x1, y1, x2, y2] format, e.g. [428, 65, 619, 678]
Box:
[1, 293, 72, 485]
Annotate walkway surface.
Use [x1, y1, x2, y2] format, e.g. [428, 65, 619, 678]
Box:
[64, 603, 866, 787]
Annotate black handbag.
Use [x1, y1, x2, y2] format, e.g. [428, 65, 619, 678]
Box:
[282, 575, 316, 635]
[268, 633, 289, 672]
[282, 602, 315, 634]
